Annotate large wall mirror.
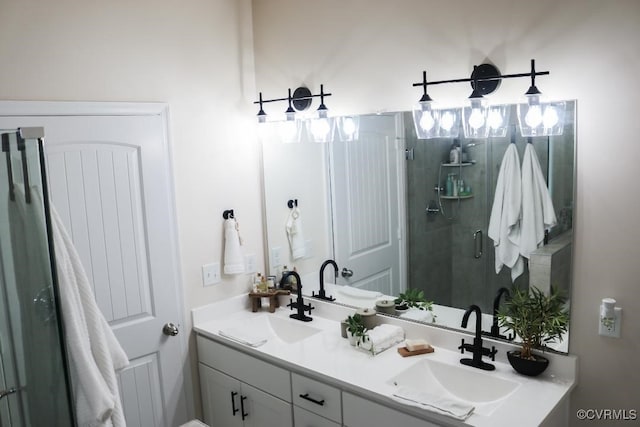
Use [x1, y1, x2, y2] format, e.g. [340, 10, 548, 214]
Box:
[261, 101, 576, 353]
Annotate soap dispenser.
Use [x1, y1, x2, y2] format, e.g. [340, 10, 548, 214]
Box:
[446, 174, 454, 196]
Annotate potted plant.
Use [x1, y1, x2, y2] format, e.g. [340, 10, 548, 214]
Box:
[394, 289, 435, 320]
[345, 313, 369, 347]
[497, 285, 569, 376]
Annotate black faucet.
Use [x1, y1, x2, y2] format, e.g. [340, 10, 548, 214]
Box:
[283, 271, 314, 322]
[459, 304, 497, 371]
[313, 259, 337, 301]
[483, 287, 514, 340]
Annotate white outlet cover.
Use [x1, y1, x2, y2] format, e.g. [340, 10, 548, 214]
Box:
[244, 254, 257, 274]
[598, 307, 622, 338]
[270, 246, 282, 268]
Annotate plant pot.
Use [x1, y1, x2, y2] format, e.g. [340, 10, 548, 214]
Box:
[347, 331, 358, 346]
[507, 350, 549, 377]
[395, 304, 409, 316]
[340, 320, 348, 339]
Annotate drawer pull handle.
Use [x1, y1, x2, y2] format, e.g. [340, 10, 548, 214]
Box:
[230, 391, 239, 416]
[299, 393, 325, 406]
[240, 395, 248, 420]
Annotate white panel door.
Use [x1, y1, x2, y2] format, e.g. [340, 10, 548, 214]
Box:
[0, 102, 192, 426]
[331, 114, 404, 296]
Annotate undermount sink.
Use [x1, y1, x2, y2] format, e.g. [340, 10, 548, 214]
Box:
[226, 314, 321, 345]
[265, 315, 321, 343]
[389, 359, 520, 415]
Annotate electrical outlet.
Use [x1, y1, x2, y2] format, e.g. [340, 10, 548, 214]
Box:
[202, 262, 221, 287]
[599, 307, 622, 338]
[270, 246, 282, 268]
[244, 254, 257, 274]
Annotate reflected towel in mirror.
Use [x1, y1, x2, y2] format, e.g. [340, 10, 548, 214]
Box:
[488, 144, 524, 281]
[286, 206, 307, 259]
[520, 144, 557, 259]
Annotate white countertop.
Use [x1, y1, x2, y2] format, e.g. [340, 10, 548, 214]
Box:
[193, 294, 576, 427]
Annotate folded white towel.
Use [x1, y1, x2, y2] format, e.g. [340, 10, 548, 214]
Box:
[286, 206, 307, 259]
[51, 203, 129, 427]
[359, 324, 404, 354]
[520, 144, 557, 259]
[400, 308, 434, 323]
[338, 286, 383, 299]
[488, 144, 524, 281]
[219, 327, 268, 347]
[391, 386, 475, 421]
[223, 218, 245, 275]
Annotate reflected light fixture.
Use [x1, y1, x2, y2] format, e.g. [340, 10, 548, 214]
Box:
[338, 115, 360, 141]
[307, 84, 336, 143]
[412, 59, 563, 140]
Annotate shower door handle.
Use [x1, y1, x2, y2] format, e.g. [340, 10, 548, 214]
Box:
[0, 388, 18, 400]
[473, 230, 483, 259]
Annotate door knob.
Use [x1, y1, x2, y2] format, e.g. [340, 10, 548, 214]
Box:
[341, 268, 354, 278]
[162, 322, 179, 336]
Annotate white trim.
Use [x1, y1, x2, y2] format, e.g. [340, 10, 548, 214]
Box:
[0, 100, 168, 117]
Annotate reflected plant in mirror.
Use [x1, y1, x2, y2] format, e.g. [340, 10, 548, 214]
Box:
[261, 101, 576, 354]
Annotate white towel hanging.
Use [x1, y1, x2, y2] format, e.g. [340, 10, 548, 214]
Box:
[223, 217, 245, 274]
[286, 206, 307, 260]
[520, 144, 557, 259]
[488, 144, 524, 281]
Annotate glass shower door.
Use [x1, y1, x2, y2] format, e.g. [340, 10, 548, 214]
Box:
[0, 129, 74, 426]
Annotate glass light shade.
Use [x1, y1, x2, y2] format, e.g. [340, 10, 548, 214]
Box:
[338, 116, 360, 141]
[412, 101, 440, 139]
[437, 108, 460, 138]
[277, 112, 301, 143]
[462, 99, 489, 139]
[518, 96, 566, 137]
[486, 105, 510, 138]
[307, 112, 336, 143]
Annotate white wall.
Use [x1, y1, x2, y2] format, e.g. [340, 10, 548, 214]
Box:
[252, 0, 640, 423]
[0, 0, 261, 418]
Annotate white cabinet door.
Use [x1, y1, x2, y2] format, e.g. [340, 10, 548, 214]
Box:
[200, 363, 243, 427]
[241, 382, 293, 427]
[343, 392, 437, 427]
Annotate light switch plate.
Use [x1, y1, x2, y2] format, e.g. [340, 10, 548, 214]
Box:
[244, 254, 257, 274]
[270, 246, 282, 268]
[202, 262, 221, 287]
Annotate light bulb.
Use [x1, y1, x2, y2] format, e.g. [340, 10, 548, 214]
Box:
[419, 111, 436, 131]
[543, 106, 559, 128]
[310, 117, 331, 142]
[487, 109, 504, 130]
[525, 105, 543, 128]
[440, 111, 454, 131]
[468, 108, 485, 129]
[342, 117, 356, 137]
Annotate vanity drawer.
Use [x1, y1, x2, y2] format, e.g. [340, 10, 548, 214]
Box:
[196, 335, 291, 401]
[343, 392, 438, 427]
[292, 373, 341, 423]
[294, 406, 341, 427]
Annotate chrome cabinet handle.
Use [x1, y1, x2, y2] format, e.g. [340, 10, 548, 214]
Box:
[341, 268, 353, 278]
[162, 322, 179, 336]
[299, 393, 325, 406]
[473, 230, 483, 259]
[230, 391, 239, 416]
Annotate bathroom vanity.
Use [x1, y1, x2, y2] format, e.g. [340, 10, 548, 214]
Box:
[193, 295, 576, 427]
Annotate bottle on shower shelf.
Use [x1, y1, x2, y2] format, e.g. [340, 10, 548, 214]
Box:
[446, 173, 454, 196]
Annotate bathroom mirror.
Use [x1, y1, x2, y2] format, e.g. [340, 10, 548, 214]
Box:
[260, 101, 576, 353]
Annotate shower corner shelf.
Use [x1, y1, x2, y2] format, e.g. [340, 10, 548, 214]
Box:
[441, 195, 474, 200]
[441, 161, 476, 167]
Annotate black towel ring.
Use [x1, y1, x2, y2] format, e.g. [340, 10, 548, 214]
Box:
[223, 209, 234, 220]
[287, 199, 298, 209]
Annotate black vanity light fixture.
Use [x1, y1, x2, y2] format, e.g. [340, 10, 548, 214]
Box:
[254, 85, 359, 143]
[411, 59, 565, 140]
